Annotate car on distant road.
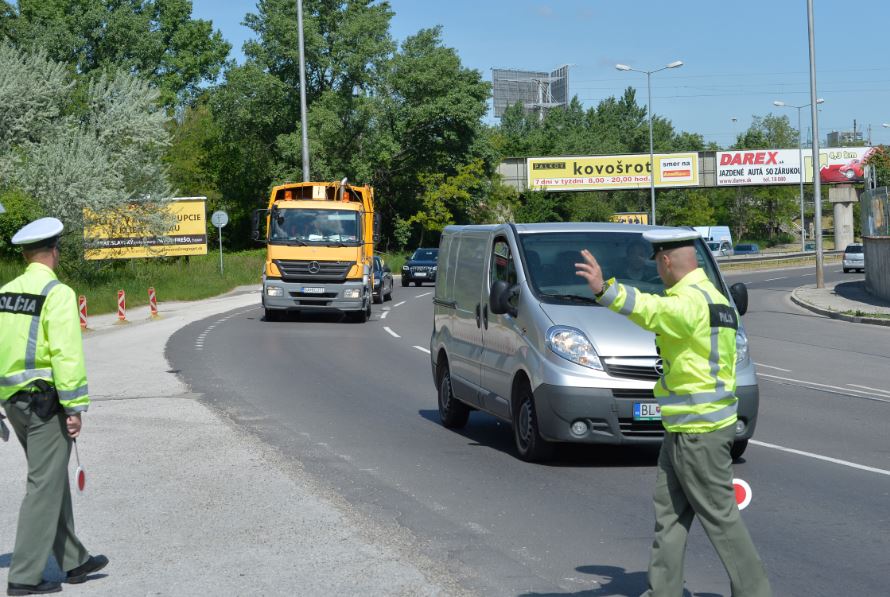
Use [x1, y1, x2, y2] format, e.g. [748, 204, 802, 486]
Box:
[842, 243, 865, 273]
[733, 243, 761, 255]
[708, 240, 734, 257]
[402, 248, 438, 286]
[372, 256, 393, 303]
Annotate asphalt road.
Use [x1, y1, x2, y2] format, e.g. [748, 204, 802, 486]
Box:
[168, 266, 889, 597]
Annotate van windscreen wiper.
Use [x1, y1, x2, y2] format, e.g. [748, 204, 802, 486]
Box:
[538, 292, 599, 305]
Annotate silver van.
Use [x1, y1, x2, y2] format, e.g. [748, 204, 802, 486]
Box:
[429, 223, 759, 462]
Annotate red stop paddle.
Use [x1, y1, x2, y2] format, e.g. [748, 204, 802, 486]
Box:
[73, 439, 86, 493]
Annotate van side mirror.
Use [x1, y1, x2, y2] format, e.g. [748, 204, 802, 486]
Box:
[730, 282, 748, 316]
[489, 280, 519, 317]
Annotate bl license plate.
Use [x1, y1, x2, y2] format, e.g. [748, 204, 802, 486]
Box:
[302, 287, 325, 294]
[414, 272, 427, 277]
[633, 402, 661, 421]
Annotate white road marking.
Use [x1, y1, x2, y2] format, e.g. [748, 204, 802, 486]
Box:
[750, 440, 890, 477]
[413, 346, 431, 354]
[801, 273, 815, 277]
[416, 292, 432, 298]
[759, 373, 890, 403]
[761, 276, 787, 282]
[754, 362, 792, 372]
[394, 301, 406, 307]
[383, 326, 400, 338]
[848, 384, 890, 397]
[380, 310, 389, 319]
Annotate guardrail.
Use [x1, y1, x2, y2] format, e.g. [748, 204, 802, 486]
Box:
[716, 250, 842, 267]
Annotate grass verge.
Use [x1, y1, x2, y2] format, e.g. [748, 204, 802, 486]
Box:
[1, 250, 265, 315]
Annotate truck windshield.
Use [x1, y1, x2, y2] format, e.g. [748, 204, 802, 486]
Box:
[269, 209, 361, 246]
[518, 231, 725, 302]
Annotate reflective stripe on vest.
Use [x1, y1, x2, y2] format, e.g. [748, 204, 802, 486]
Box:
[24, 280, 59, 370]
[0, 368, 53, 387]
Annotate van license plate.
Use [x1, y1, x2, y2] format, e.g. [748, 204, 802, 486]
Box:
[633, 402, 661, 421]
[302, 287, 325, 294]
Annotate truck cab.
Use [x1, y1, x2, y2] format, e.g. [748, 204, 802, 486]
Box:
[255, 181, 377, 322]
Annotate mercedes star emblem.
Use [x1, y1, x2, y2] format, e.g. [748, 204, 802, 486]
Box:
[308, 261, 320, 274]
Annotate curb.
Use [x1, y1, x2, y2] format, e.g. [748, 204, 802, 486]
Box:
[790, 288, 890, 327]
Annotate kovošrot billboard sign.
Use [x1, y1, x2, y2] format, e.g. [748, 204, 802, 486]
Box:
[716, 147, 877, 186]
[527, 153, 699, 191]
[83, 197, 207, 260]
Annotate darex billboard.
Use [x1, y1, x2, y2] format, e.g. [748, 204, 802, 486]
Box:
[527, 153, 699, 191]
[716, 147, 877, 186]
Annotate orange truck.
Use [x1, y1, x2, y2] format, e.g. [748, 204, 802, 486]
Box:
[254, 179, 378, 322]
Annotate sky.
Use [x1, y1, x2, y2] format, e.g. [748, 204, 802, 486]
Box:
[191, 0, 890, 148]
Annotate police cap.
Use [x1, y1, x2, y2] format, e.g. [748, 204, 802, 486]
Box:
[643, 228, 701, 259]
[11, 217, 64, 250]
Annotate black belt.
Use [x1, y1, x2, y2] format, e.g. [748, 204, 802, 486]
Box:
[8, 380, 60, 418]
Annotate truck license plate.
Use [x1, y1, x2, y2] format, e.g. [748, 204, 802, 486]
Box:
[302, 287, 325, 294]
[633, 402, 661, 421]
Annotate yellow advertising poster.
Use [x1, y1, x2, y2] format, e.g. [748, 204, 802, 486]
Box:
[527, 153, 699, 191]
[83, 198, 207, 260]
[610, 212, 650, 225]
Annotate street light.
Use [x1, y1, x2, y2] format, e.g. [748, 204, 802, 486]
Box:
[773, 98, 824, 252]
[616, 60, 684, 225]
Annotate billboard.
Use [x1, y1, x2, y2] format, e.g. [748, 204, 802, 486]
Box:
[610, 212, 649, 225]
[716, 147, 877, 186]
[527, 153, 699, 192]
[84, 197, 207, 260]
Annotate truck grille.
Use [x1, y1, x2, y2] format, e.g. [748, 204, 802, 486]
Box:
[274, 260, 352, 283]
[603, 358, 661, 381]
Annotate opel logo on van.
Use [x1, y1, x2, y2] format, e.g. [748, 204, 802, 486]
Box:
[308, 261, 321, 274]
[654, 359, 664, 376]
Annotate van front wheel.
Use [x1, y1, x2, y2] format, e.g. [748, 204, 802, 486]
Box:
[513, 383, 553, 462]
[438, 366, 469, 428]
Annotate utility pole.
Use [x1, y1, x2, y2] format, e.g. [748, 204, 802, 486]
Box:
[297, 0, 310, 182]
[807, 0, 825, 288]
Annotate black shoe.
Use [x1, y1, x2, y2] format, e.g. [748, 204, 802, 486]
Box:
[65, 554, 109, 584]
[6, 581, 62, 596]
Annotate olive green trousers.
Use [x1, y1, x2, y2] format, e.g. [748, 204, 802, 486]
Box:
[4, 401, 89, 585]
[644, 424, 772, 597]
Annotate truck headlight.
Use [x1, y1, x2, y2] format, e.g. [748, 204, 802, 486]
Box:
[546, 326, 603, 371]
[343, 289, 361, 299]
[736, 326, 749, 364]
[266, 286, 283, 297]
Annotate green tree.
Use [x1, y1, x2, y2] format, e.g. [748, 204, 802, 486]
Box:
[1, 0, 230, 108]
[656, 189, 715, 226]
[865, 145, 890, 187]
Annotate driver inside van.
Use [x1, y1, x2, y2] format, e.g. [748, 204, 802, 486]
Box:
[623, 240, 657, 282]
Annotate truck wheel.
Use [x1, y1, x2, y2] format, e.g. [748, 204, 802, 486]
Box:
[512, 382, 553, 462]
[731, 439, 748, 461]
[264, 308, 279, 322]
[438, 365, 469, 428]
[346, 308, 368, 323]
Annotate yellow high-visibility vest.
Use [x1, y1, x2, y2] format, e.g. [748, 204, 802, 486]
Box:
[0, 262, 89, 414]
[597, 268, 738, 433]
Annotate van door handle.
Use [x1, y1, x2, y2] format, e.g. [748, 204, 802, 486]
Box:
[482, 304, 488, 329]
[475, 303, 481, 328]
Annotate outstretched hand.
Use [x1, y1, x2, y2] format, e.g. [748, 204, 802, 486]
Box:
[575, 249, 604, 295]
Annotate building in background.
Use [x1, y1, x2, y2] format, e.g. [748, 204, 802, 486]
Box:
[492, 65, 569, 120]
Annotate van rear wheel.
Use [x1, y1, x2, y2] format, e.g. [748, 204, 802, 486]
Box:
[731, 439, 748, 461]
[513, 382, 553, 462]
[438, 366, 469, 428]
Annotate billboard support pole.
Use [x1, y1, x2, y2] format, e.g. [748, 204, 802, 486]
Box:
[807, 0, 824, 288]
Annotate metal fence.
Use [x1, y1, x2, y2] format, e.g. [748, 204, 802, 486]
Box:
[860, 187, 890, 236]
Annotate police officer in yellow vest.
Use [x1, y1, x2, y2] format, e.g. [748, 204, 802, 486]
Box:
[1, 218, 107, 596]
[576, 229, 771, 597]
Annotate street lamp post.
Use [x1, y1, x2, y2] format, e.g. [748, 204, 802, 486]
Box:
[773, 98, 824, 252]
[616, 60, 683, 226]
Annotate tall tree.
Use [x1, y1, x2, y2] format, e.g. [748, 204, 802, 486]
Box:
[1, 0, 230, 108]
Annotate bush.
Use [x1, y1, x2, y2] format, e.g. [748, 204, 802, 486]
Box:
[0, 188, 44, 258]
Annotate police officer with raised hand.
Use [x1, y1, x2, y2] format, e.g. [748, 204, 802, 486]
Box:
[1, 218, 108, 596]
[576, 229, 771, 597]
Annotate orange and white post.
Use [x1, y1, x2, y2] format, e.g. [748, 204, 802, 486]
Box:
[116, 289, 128, 324]
[78, 295, 88, 330]
[148, 287, 160, 319]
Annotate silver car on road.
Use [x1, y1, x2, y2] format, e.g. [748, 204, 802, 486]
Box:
[430, 223, 759, 462]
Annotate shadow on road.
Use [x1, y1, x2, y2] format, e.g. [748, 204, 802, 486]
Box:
[834, 280, 890, 308]
[418, 410, 659, 468]
[517, 564, 722, 597]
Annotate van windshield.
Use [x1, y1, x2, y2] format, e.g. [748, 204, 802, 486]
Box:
[517, 231, 725, 302]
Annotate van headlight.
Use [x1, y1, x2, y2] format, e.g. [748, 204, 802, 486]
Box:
[736, 326, 749, 364]
[546, 326, 603, 371]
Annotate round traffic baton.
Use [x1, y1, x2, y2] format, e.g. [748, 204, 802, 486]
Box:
[78, 295, 88, 329]
[733, 478, 752, 510]
[117, 290, 127, 322]
[73, 439, 86, 494]
[148, 287, 159, 319]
